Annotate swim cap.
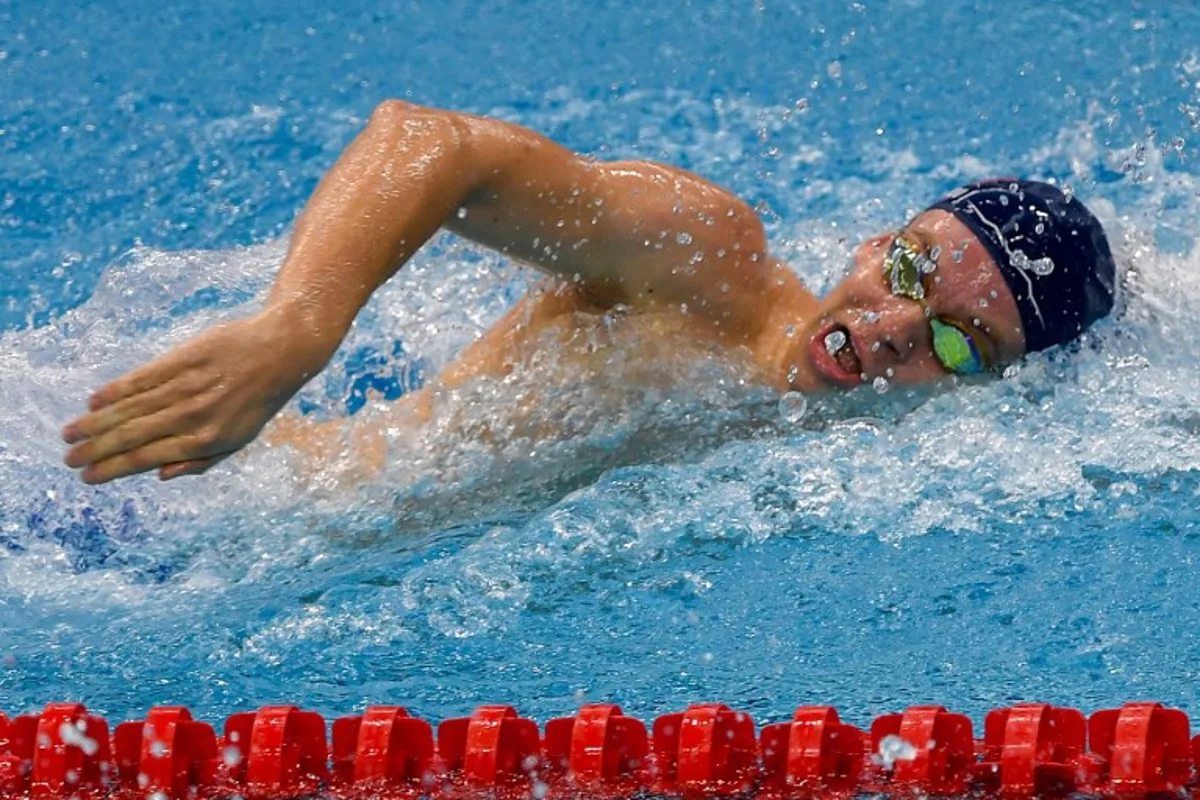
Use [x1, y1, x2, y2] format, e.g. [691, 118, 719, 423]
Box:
[929, 178, 1116, 353]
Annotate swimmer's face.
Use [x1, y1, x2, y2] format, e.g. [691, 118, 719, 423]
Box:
[804, 209, 1026, 389]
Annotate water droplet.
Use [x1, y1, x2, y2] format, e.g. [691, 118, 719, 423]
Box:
[1030, 257, 1055, 276]
[223, 746, 242, 768]
[827, 60, 843, 79]
[675, 231, 693, 245]
[873, 735, 918, 770]
[929, 245, 942, 262]
[978, 298, 989, 308]
[871, 341, 881, 352]
[1034, 222, 1045, 235]
[778, 392, 808, 424]
[885, 368, 895, 378]
[999, 194, 1009, 206]
[455, 206, 468, 219]
[872, 376, 890, 394]
[951, 249, 964, 264]
[784, 324, 796, 338]
[860, 310, 881, 324]
[1003, 364, 1021, 379]
[824, 330, 847, 355]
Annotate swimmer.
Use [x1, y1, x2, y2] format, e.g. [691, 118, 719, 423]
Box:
[61, 101, 1117, 484]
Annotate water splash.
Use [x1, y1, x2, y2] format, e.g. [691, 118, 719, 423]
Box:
[1, 94, 1199, 721]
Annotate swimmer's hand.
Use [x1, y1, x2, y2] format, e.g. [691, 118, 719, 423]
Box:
[62, 308, 322, 483]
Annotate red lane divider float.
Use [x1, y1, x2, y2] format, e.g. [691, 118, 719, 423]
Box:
[3, 700, 1200, 799]
[113, 706, 219, 798]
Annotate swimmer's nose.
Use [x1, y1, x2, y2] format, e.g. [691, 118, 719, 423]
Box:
[862, 296, 930, 369]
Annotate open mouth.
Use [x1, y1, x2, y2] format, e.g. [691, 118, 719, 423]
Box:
[809, 322, 863, 387]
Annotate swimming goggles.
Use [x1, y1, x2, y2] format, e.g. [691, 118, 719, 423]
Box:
[882, 235, 986, 375]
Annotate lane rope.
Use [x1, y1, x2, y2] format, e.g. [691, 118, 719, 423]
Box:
[0, 700, 1194, 798]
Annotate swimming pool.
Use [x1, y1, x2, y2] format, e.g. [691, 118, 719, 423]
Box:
[2, 0, 1200, 761]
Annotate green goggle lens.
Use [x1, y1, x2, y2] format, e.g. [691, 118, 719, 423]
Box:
[882, 236, 986, 376]
[930, 318, 984, 375]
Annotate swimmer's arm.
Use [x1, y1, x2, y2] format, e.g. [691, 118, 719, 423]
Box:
[268, 100, 773, 356]
[63, 100, 770, 483]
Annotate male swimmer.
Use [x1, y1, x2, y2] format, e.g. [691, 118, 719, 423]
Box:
[61, 102, 1116, 484]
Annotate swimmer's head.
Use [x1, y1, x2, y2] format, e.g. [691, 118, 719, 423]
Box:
[799, 178, 1117, 390]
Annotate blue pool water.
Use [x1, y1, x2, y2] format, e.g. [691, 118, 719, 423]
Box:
[2, 0, 1200, 732]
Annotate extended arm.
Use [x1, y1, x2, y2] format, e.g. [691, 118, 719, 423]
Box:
[62, 101, 771, 483]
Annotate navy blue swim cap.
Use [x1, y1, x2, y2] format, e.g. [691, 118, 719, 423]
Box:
[929, 178, 1117, 353]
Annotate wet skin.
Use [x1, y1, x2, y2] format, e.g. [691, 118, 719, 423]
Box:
[61, 101, 1027, 484]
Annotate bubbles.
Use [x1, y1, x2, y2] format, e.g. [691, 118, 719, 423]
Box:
[675, 231, 693, 245]
[777, 391, 808, 425]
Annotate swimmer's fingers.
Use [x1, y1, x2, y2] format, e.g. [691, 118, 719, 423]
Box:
[62, 374, 212, 445]
[79, 434, 221, 484]
[158, 454, 229, 481]
[85, 348, 204, 412]
[64, 398, 208, 469]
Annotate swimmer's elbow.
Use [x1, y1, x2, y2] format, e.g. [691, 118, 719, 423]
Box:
[365, 100, 469, 156]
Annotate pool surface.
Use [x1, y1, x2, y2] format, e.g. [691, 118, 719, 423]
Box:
[2, 0, 1200, 734]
